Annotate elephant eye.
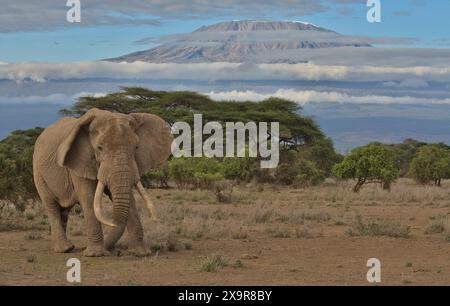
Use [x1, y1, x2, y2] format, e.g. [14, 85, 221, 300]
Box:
[135, 145, 139, 150]
[97, 145, 103, 151]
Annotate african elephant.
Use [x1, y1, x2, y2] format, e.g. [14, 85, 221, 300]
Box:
[33, 108, 173, 256]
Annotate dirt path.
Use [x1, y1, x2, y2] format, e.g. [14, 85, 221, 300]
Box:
[1, 230, 450, 285]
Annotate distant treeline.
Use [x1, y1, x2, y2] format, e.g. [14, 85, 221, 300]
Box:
[1, 88, 449, 207]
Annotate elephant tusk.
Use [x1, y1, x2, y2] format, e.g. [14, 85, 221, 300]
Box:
[136, 181, 158, 221]
[94, 181, 117, 227]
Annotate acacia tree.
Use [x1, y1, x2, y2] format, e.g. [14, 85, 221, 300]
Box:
[60, 87, 325, 146]
[408, 144, 450, 186]
[332, 143, 399, 192]
[60, 87, 340, 179]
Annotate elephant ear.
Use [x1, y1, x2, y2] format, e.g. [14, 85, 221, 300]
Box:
[130, 113, 173, 176]
[56, 109, 100, 180]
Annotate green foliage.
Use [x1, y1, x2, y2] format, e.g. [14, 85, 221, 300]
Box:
[141, 164, 169, 188]
[167, 157, 223, 189]
[408, 144, 450, 186]
[333, 143, 399, 192]
[61, 87, 325, 146]
[294, 159, 326, 187]
[274, 150, 325, 187]
[275, 163, 301, 185]
[59, 87, 342, 188]
[388, 139, 428, 176]
[221, 156, 255, 181]
[295, 137, 342, 176]
[275, 158, 324, 187]
[0, 128, 43, 207]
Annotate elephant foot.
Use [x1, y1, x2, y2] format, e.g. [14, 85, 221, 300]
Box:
[53, 240, 75, 253]
[128, 243, 151, 257]
[83, 245, 112, 257]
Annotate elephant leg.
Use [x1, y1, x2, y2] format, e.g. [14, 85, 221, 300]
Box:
[61, 207, 71, 233]
[72, 176, 110, 257]
[45, 201, 75, 253]
[126, 195, 149, 256]
[35, 172, 74, 253]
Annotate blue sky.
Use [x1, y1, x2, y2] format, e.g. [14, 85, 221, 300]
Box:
[0, 0, 449, 62]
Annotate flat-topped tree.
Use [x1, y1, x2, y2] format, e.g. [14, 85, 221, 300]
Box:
[60, 87, 325, 147]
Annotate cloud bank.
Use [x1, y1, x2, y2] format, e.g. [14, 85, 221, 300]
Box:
[207, 89, 450, 105]
[1, 60, 450, 84]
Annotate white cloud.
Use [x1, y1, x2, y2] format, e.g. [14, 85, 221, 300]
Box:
[207, 89, 450, 105]
[1, 61, 450, 84]
[0, 92, 106, 105]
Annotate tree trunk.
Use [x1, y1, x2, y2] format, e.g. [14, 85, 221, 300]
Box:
[353, 178, 365, 193]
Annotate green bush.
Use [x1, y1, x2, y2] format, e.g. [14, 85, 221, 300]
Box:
[194, 172, 224, 189]
[274, 155, 324, 187]
[141, 165, 169, 188]
[275, 163, 299, 185]
[0, 128, 43, 208]
[168, 157, 223, 189]
[221, 156, 255, 182]
[168, 157, 195, 188]
[408, 144, 450, 186]
[333, 143, 399, 192]
[294, 159, 325, 187]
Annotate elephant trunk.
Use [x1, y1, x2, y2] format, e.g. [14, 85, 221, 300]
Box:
[93, 155, 158, 250]
[103, 166, 134, 251]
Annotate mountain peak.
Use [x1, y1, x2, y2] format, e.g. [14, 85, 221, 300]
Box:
[194, 20, 331, 33]
[107, 20, 369, 64]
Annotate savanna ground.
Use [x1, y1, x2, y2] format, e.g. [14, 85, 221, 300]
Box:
[1, 178, 450, 285]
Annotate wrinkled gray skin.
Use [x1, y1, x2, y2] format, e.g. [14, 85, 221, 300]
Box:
[33, 108, 173, 256]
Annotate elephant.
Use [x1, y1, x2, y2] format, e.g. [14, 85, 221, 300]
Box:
[33, 108, 173, 256]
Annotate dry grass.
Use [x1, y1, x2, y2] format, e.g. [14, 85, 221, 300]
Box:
[2, 178, 450, 250]
[347, 215, 411, 238]
[200, 254, 227, 272]
[3, 178, 450, 285]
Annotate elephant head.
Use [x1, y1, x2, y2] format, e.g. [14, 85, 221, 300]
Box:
[56, 108, 173, 250]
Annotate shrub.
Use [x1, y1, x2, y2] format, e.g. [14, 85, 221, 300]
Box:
[194, 172, 224, 190]
[221, 156, 255, 181]
[168, 157, 223, 189]
[200, 255, 227, 272]
[141, 165, 169, 188]
[333, 143, 399, 192]
[275, 163, 300, 185]
[168, 157, 194, 188]
[408, 144, 450, 186]
[425, 220, 446, 234]
[0, 128, 43, 207]
[348, 215, 411, 238]
[275, 158, 324, 187]
[212, 179, 234, 203]
[294, 159, 325, 187]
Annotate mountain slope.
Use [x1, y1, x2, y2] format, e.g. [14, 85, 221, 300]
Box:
[107, 20, 371, 63]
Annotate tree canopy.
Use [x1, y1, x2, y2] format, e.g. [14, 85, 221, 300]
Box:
[408, 144, 450, 186]
[60, 87, 325, 146]
[333, 143, 399, 192]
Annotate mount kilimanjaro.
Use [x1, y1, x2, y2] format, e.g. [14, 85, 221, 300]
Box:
[107, 20, 371, 64]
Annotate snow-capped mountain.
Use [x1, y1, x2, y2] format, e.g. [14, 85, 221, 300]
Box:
[107, 20, 371, 63]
